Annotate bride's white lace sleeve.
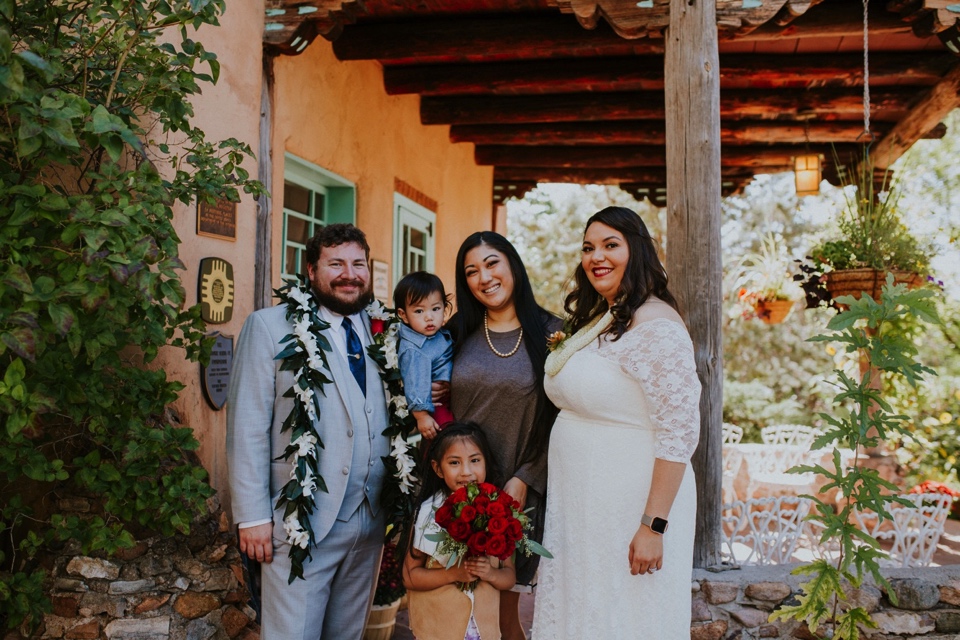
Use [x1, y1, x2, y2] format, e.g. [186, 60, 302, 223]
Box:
[602, 318, 701, 462]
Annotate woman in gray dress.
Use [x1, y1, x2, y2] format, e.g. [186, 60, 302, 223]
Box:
[449, 231, 560, 640]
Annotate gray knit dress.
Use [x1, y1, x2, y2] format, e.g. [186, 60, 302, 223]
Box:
[450, 317, 561, 585]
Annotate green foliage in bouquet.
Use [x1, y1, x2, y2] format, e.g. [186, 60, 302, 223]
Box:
[771, 276, 939, 639]
[0, 0, 263, 632]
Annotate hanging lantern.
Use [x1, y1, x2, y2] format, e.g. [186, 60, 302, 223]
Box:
[794, 153, 821, 197]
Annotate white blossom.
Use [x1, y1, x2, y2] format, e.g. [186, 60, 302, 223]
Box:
[288, 286, 313, 311]
[365, 299, 391, 321]
[291, 433, 318, 459]
[283, 513, 310, 549]
[390, 435, 418, 494]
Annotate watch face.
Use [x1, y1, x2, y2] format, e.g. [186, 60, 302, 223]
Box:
[651, 517, 668, 534]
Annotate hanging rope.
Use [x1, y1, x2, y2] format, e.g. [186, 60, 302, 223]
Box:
[862, 0, 871, 137]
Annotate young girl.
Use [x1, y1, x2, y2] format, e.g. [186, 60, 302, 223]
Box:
[403, 423, 516, 640]
[394, 271, 455, 439]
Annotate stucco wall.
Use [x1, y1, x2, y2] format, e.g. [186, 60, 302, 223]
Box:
[156, 3, 264, 502]
[272, 36, 493, 293]
[154, 9, 493, 514]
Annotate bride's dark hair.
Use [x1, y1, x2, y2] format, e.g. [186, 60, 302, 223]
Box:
[564, 206, 678, 340]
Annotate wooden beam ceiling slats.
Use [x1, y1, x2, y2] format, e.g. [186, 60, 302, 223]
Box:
[493, 165, 787, 185]
[449, 121, 932, 146]
[420, 88, 916, 125]
[476, 143, 861, 169]
[382, 53, 949, 97]
[872, 63, 960, 169]
[332, 14, 662, 65]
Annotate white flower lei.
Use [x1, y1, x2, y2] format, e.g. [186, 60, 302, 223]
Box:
[544, 310, 613, 376]
[273, 285, 421, 582]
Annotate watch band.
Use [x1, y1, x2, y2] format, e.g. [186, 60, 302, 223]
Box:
[641, 513, 668, 534]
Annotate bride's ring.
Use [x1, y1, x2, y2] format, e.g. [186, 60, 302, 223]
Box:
[646, 568, 656, 574]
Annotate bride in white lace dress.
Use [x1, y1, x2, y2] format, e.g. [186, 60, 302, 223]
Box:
[531, 207, 701, 639]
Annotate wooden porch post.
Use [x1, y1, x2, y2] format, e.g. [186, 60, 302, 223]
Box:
[255, 56, 274, 311]
[664, 0, 723, 568]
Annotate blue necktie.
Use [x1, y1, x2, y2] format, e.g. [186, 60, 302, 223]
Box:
[342, 317, 366, 397]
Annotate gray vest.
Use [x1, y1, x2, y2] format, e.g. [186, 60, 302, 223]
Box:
[336, 337, 390, 521]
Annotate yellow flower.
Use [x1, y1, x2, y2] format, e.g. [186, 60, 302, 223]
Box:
[940, 412, 953, 425]
[825, 345, 837, 356]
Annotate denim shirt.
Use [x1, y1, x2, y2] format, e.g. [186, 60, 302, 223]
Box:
[397, 322, 454, 413]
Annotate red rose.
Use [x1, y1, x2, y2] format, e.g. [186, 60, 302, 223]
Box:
[435, 504, 454, 527]
[497, 492, 513, 505]
[508, 519, 523, 538]
[467, 532, 489, 556]
[449, 519, 472, 542]
[473, 495, 490, 515]
[451, 487, 468, 503]
[486, 502, 508, 518]
[485, 534, 509, 559]
[487, 516, 509, 535]
[460, 505, 477, 522]
[370, 318, 386, 335]
[479, 482, 497, 495]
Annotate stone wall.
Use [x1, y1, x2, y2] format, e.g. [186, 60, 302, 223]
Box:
[5, 497, 259, 640]
[692, 565, 960, 639]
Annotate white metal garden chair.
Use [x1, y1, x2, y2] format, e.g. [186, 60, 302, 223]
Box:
[721, 447, 744, 504]
[740, 444, 817, 499]
[722, 422, 744, 445]
[721, 496, 813, 566]
[760, 424, 821, 447]
[851, 493, 953, 568]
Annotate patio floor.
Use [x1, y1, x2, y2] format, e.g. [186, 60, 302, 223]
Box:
[386, 519, 960, 639]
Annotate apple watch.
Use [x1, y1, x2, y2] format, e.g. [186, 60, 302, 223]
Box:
[641, 513, 668, 534]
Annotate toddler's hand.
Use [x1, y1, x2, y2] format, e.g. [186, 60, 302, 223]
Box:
[464, 557, 494, 581]
[415, 412, 440, 439]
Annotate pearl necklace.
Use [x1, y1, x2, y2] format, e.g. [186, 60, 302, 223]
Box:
[484, 312, 523, 358]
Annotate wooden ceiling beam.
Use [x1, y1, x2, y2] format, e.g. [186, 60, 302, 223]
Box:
[872, 64, 960, 169]
[493, 165, 784, 185]
[422, 89, 913, 125]
[450, 121, 912, 146]
[330, 3, 915, 65]
[384, 53, 948, 97]
[332, 14, 661, 65]
[477, 144, 860, 169]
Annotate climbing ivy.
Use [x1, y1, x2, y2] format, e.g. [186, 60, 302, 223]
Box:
[0, 0, 263, 631]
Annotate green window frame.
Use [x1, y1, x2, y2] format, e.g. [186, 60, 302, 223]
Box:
[393, 193, 436, 284]
[282, 154, 356, 279]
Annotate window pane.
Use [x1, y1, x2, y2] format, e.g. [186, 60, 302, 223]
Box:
[284, 182, 310, 215]
[287, 215, 310, 245]
[313, 192, 326, 221]
[286, 247, 299, 276]
[409, 227, 426, 251]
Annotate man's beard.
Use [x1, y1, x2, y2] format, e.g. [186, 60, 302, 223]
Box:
[312, 279, 374, 316]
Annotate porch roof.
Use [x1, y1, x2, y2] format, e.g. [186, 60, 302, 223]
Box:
[262, 0, 960, 206]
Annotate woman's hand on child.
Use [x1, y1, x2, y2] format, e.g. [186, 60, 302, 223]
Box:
[503, 477, 528, 510]
[431, 381, 450, 404]
[464, 557, 495, 581]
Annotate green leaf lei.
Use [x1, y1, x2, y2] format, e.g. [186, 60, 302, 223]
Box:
[271, 281, 420, 583]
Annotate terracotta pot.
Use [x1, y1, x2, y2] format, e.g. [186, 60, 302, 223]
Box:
[754, 299, 794, 324]
[363, 598, 402, 640]
[823, 268, 921, 303]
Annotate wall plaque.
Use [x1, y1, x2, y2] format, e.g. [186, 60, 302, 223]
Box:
[199, 257, 235, 324]
[202, 332, 233, 411]
[197, 198, 237, 241]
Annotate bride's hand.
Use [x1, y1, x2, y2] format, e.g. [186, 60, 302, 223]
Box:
[628, 526, 663, 576]
[503, 477, 528, 510]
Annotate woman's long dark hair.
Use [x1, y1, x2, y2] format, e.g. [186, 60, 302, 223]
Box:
[403, 423, 500, 555]
[448, 231, 558, 468]
[565, 206, 679, 340]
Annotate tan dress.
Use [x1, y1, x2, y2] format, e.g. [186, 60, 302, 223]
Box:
[407, 493, 501, 640]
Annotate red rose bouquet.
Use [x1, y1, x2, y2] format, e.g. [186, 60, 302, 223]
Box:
[425, 482, 552, 588]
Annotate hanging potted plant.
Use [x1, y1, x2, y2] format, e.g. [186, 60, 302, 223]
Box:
[802, 146, 932, 306]
[732, 233, 803, 325]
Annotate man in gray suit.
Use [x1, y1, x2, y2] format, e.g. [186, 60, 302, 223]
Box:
[226, 224, 390, 639]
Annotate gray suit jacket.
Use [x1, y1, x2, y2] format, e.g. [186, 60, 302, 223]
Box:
[226, 303, 390, 545]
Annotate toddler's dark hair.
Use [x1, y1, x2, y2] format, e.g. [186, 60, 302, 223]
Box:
[402, 422, 501, 554]
[393, 271, 451, 312]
